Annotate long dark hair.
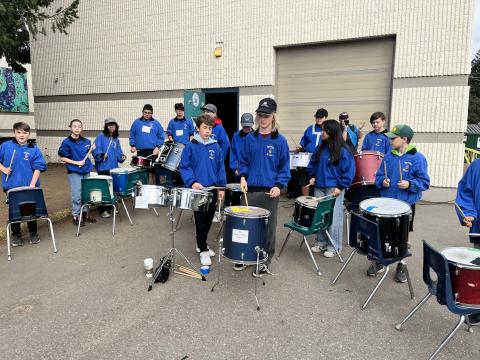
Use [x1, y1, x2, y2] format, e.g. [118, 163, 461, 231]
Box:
[313, 119, 345, 164]
[103, 123, 119, 138]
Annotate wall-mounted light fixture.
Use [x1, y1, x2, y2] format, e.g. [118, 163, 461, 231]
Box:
[214, 42, 223, 58]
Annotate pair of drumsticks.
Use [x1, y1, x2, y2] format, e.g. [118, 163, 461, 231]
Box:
[174, 264, 205, 280]
[382, 160, 403, 182]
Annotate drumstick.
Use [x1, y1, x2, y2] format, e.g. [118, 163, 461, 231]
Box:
[302, 183, 312, 188]
[454, 202, 467, 220]
[398, 160, 403, 182]
[5, 149, 16, 182]
[176, 265, 201, 276]
[383, 160, 388, 180]
[243, 191, 249, 207]
[79, 142, 95, 167]
[174, 270, 203, 280]
[103, 137, 113, 160]
[311, 194, 333, 202]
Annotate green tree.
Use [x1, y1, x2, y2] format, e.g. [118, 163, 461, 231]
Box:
[0, 0, 79, 73]
[469, 49, 480, 124]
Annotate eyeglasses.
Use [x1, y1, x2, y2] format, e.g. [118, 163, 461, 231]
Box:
[143, 111, 153, 115]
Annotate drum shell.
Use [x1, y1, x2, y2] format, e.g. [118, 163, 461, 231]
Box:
[448, 263, 480, 307]
[362, 212, 410, 258]
[131, 156, 152, 169]
[163, 142, 185, 171]
[289, 151, 312, 169]
[352, 151, 383, 188]
[135, 185, 170, 208]
[172, 188, 212, 211]
[110, 168, 147, 196]
[293, 201, 316, 227]
[223, 210, 269, 263]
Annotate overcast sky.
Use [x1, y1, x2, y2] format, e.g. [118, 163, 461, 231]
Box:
[473, 0, 480, 58]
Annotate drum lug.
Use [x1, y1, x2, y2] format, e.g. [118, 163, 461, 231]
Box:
[385, 243, 391, 253]
[455, 268, 460, 276]
[243, 219, 246, 226]
[241, 253, 244, 261]
[396, 217, 400, 227]
[394, 247, 399, 255]
[264, 218, 268, 225]
[356, 233, 363, 248]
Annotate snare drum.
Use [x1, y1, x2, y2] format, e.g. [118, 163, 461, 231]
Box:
[223, 206, 270, 264]
[172, 188, 212, 211]
[359, 198, 411, 258]
[110, 167, 148, 196]
[289, 151, 312, 169]
[131, 156, 153, 169]
[442, 247, 480, 307]
[83, 175, 114, 203]
[134, 184, 170, 208]
[157, 141, 185, 171]
[293, 196, 318, 227]
[351, 151, 384, 188]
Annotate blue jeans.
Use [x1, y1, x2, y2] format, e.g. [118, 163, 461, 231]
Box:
[68, 172, 88, 217]
[315, 187, 345, 252]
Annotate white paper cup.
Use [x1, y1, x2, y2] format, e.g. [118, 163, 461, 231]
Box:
[144, 258, 154, 277]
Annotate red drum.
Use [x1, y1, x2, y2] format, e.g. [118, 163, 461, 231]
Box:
[351, 151, 384, 188]
[131, 156, 152, 169]
[442, 247, 480, 307]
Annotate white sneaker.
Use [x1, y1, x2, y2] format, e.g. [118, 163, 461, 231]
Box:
[101, 211, 111, 218]
[323, 249, 335, 258]
[311, 244, 327, 253]
[196, 247, 215, 256]
[200, 251, 212, 266]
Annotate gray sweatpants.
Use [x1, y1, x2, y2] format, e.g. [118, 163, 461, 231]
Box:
[242, 191, 279, 265]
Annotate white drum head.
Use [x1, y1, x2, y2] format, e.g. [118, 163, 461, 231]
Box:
[110, 167, 137, 174]
[359, 197, 411, 216]
[442, 247, 480, 267]
[225, 206, 270, 218]
[296, 196, 318, 209]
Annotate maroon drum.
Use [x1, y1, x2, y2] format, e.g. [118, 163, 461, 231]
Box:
[351, 151, 384, 188]
[442, 247, 480, 307]
[131, 156, 152, 169]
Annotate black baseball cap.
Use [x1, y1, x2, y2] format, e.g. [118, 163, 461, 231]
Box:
[339, 112, 349, 120]
[174, 103, 184, 111]
[255, 98, 277, 114]
[315, 108, 328, 118]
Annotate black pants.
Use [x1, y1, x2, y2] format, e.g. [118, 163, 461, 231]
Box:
[11, 220, 37, 235]
[194, 190, 218, 252]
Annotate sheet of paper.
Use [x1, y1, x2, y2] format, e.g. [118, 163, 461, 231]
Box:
[232, 229, 248, 244]
[134, 194, 149, 209]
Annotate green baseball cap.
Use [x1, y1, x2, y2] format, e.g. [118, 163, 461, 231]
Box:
[386, 124, 414, 139]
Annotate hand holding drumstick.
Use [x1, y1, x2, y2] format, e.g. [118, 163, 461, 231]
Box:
[382, 160, 390, 188]
[78, 143, 96, 167]
[240, 177, 248, 206]
[4, 149, 16, 182]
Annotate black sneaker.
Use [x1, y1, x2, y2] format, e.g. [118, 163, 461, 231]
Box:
[395, 263, 407, 283]
[30, 232, 40, 244]
[252, 264, 274, 278]
[73, 216, 85, 227]
[11, 234, 23, 247]
[367, 261, 385, 277]
[467, 313, 480, 326]
[233, 264, 247, 271]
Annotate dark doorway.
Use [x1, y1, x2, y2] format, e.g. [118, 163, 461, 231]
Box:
[203, 88, 239, 141]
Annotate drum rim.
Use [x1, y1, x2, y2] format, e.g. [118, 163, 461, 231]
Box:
[354, 150, 384, 158]
[224, 205, 271, 218]
[442, 247, 480, 270]
[295, 196, 318, 209]
[359, 198, 412, 217]
[172, 187, 212, 196]
[221, 254, 269, 265]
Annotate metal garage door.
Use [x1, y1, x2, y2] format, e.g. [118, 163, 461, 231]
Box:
[276, 38, 395, 148]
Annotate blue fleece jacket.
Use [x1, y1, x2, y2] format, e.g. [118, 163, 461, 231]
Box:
[455, 158, 480, 242]
[229, 130, 251, 171]
[374, 145, 430, 205]
[238, 131, 291, 189]
[58, 136, 93, 174]
[211, 124, 230, 160]
[167, 117, 195, 144]
[179, 136, 226, 188]
[0, 140, 47, 191]
[361, 130, 391, 154]
[299, 124, 322, 153]
[93, 133, 125, 172]
[307, 145, 355, 190]
[129, 118, 165, 150]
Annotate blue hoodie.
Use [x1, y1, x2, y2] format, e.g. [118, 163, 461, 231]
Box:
[238, 131, 291, 189]
[167, 117, 195, 144]
[361, 130, 391, 154]
[299, 124, 323, 153]
[374, 145, 430, 205]
[229, 129, 251, 171]
[93, 132, 125, 172]
[0, 140, 47, 191]
[58, 136, 94, 174]
[179, 134, 226, 188]
[129, 118, 165, 150]
[307, 145, 355, 190]
[211, 124, 230, 160]
[455, 159, 480, 243]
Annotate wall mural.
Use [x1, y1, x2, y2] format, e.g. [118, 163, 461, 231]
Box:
[0, 67, 29, 112]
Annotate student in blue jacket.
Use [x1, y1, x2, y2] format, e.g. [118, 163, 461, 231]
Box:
[455, 159, 480, 324]
[238, 98, 291, 277]
[201, 103, 230, 161]
[93, 117, 126, 217]
[230, 113, 254, 175]
[167, 103, 195, 144]
[129, 104, 165, 184]
[296, 108, 328, 196]
[179, 114, 226, 267]
[0, 122, 47, 246]
[58, 119, 97, 227]
[361, 112, 391, 154]
[307, 119, 355, 258]
[372, 124, 430, 282]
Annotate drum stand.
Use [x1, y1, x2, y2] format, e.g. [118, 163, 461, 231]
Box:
[210, 211, 267, 311]
[148, 201, 205, 291]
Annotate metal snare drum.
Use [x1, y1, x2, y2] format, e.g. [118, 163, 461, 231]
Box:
[172, 188, 212, 211]
[134, 184, 170, 208]
[157, 141, 185, 171]
[359, 197, 411, 259]
[442, 247, 480, 307]
[293, 196, 318, 227]
[223, 206, 270, 264]
[131, 156, 153, 169]
[289, 151, 312, 169]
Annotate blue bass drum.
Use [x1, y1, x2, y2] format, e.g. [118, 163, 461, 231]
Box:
[223, 206, 270, 264]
